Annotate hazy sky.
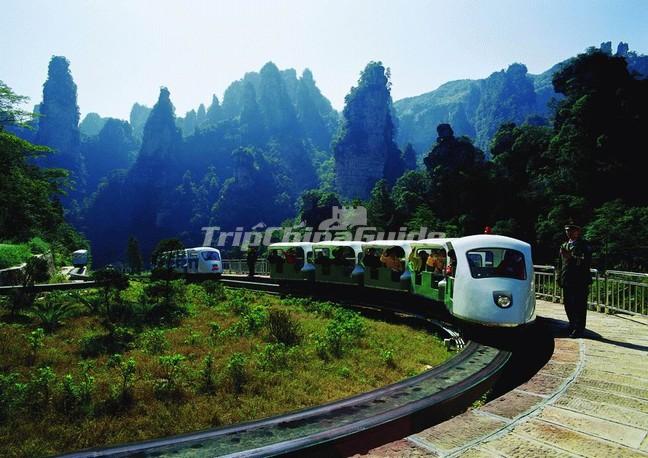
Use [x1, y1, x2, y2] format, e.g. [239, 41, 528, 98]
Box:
[2, 0, 647, 120]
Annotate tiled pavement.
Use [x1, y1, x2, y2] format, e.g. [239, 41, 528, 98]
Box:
[354, 300, 648, 457]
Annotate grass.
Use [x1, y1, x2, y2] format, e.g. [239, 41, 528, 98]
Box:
[0, 243, 32, 269]
[0, 282, 452, 457]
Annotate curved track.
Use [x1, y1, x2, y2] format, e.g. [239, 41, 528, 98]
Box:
[9, 276, 513, 457]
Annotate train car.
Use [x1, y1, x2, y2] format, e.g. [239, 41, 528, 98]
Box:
[267, 242, 315, 282]
[408, 235, 535, 326]
[361, 240, 413, 291]
[408, 238, 455, 302]
[158, 247, 222, 276]
[449, 235, 535, 326]
[312, 241, 364, 285]
[72, 249, 89, 268]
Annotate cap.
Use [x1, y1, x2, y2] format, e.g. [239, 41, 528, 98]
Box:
[564, 223, 581, 230]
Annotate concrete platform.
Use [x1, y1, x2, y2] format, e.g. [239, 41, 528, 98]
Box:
[354, 300, 648, 457]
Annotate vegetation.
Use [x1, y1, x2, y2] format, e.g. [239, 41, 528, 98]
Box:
[0, 281, 451, 456]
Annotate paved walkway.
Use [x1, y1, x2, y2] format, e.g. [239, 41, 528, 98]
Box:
[355, 300, 648, 457]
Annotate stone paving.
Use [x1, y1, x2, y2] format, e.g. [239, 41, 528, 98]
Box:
[354, 300, 648, 457]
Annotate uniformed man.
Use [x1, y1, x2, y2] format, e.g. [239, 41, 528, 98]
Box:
[557, 224, 592, 338]
[246, 246, 259, 277]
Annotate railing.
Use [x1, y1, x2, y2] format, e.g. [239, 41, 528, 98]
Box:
[533, 265, 648, 316]
[222, 259, 269, 276]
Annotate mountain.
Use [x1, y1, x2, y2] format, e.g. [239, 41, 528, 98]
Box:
[394, 41, 648, 155]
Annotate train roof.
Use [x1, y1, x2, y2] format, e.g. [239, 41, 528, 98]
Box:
[312, 241, 364, 252]
[449, 235, 531, 253]
[185, 246, 220, 252]
[268, 242, 313, 249]
[410, 238, 455, 247]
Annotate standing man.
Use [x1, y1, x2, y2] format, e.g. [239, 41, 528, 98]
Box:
[246, 246, 258, 277]
[558, 224, 592, 338]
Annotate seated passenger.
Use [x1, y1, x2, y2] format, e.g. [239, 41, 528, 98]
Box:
[332, 248, 347, 266]
[426, 252, 444, 273]
[418, 250, 429, 273]
[495, 250, 525, 278]
[364, 248, 381, 269]
[285, 249, 297, 264]
[315, 251, 330, 265]
[380, 248, 402, 272]
[267, 251, 283, 265]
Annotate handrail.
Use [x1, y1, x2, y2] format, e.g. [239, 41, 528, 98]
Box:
[533, 265, 647, 316]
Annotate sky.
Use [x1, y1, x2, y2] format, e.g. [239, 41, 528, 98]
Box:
[1, 0, 647, 120]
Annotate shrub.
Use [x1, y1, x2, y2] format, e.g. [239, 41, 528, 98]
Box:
[26, 327, 45, 366]
[223, 306, 268, 337]
[25, 366, 56, 413]
[30, 292, 75, 332]
[199, 354, 216, 393]
[380, 348, 396, 368]
[0, 372, 24, 420]
[315, 309, 367, 359]
[338, 366, 351, 378]
[0, 243, 31, 269]
[201, 280, 226, 302]
[143, 279, 188, 325]
[208, 322, 220, 341]
[267, 309, 302, 346]
[258, 343, 289, 371]
[27, 237, 50, 255]
[139, 329, 169, 355]
[226, 353, 247, 393]
[184, 331, 202, 346]
[107, 354, 136, 406]
[154, 354, 186, 400]
[78, 327, 133, 357]
[59, 363, 95, 416]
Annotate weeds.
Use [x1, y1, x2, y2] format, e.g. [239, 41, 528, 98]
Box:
[139, 329, 169, 355]
[199, 354, 216, 393]
[267, 309, 302, 346]
[107, 354, 136, 406]
[25, 327, 45, 365]
[154, 354, 186, 400]
[226, 353, 247, 393]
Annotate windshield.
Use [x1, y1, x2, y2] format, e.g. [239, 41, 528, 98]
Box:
[201, 251, 220, 261]
[466, 248, 526, 280]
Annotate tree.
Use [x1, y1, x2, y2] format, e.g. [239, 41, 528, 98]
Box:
[151, 238, 184, 267]
[126, 236, 143, 273]
[366, 179, 396, 230]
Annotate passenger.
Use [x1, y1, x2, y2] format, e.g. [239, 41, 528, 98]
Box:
[332, 248, 347, 266]
[315, 251, 327, 265]
[446, 250, 457, 276]
[426, 250, 444, 273]
[495, 250, 525, 279]
[380, 248, 402, 272]
[285, 249, 297, 265]
[267, 250, 283, 265]
[418, 250, 429, 273]
[364, 248, 381, 268]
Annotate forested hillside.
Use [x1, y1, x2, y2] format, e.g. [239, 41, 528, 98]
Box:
[394, 41, 648, 155]
[6, 42, 647, 269]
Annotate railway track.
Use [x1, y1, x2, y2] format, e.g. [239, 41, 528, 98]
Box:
[4, 275, 515, 457]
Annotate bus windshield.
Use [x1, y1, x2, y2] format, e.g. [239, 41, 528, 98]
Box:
[466, 248, 526, 280]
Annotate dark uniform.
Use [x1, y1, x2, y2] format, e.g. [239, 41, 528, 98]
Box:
[246, 247, 259, 277]
[557, 233, 592, 336]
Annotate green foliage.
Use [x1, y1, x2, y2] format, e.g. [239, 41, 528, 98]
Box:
[27, 237, 50, 255]
[107, 354, 136, 405]
[139, 329, 169, 355]
[154, 354, 186, 400]
[26, 328, 45, 365]
[126, 236, 143, 273]
[267, 308, 302, 346]
[58, 363, 94, 416]
[26, 366, 56, 412]
[199, 354, 216, 393]
[316, 308, 366, 359]
[30, 292, 75, 332]
[150, 238, 184, 267]
[257, 343, 290, 371]
[142, 279, 188, 324]
[0, 243, 32, 269]
[201, 280, 226, 303]
[380, 348, 396, 368]
[226, 352, 247, 393]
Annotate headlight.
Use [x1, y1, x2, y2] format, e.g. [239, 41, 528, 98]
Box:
[493, 291, 512, 308]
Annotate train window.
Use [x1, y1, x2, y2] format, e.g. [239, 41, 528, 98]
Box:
[201, 251, 220, 261]
[466, 248, 526, 280]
